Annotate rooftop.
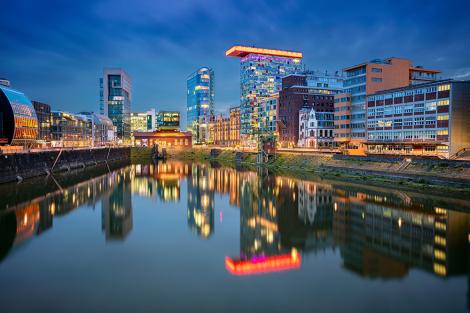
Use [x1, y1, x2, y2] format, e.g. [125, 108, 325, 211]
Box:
[226, 45, 302, 58]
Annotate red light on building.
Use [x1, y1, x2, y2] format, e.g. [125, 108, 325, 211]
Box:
[225, 249, 301, 276]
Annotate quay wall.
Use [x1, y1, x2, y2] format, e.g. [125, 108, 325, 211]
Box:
[0, 147, 131, 184]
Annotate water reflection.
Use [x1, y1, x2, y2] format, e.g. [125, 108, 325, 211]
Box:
[0, 161, 469, 287]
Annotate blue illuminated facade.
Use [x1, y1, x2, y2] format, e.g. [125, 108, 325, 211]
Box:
[186, 67, 214, 144]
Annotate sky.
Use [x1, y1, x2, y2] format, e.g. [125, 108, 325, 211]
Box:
[1, 0, 470, 127]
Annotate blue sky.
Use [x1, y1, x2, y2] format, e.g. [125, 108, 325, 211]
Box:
[1, 0, 469, 127]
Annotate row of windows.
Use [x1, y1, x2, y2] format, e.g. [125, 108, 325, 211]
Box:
[369, 84, 451, 100]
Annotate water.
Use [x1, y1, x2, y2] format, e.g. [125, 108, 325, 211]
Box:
[0, 161, 469, 313]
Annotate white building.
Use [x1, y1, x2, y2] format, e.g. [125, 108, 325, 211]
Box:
[298, 107, 334, 148]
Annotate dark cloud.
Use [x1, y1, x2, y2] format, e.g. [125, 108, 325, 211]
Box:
[0, 0, 469, 126]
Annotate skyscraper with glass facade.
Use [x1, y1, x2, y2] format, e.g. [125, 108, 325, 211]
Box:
[186, 67, 214, 144]
[226, 46, 302, 146]
[100, 68, 132, 143]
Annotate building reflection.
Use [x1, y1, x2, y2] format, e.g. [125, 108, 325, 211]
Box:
[0, 161, 469, 293]
[187, 163, 215, 238]
[132, 161, 190, 202]
[0, 167, 130, 260]
[101, 171, 133, 241]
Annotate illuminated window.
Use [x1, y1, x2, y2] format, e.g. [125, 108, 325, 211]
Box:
[434, 235, 446, 246]
[437, 115, 449, 121]
[437, 100, 449, 106]
[438, 84, 450, 91]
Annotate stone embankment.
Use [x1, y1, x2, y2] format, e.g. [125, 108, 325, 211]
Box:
[0, 147, 131, 184]
[173, 148, 470, 192]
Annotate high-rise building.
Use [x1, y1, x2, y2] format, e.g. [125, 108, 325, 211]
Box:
[226, 46, 302, 146]
[186, 67, 214, 144]
[157, 111, 180, 131]
[366, 80, 470, 159]
[32, 101, 52, 144]
[278, 71, 342, 147]
[335, 57, 440, 153]
[100, 68, 132, 143]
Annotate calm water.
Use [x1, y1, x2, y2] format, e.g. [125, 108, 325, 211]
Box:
[0, 161, 469, 313]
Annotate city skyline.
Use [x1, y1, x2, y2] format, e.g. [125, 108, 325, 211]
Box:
[1, 0, 470, 128]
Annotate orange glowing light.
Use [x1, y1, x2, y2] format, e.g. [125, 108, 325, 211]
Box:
[225, 249, 301, 276]
[226, 45, 302, 59]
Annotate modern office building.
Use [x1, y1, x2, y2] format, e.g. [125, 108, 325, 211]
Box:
[157, 111, 180, 131]
[278, 71, 342, 147]
[0, 83, 38, 146]
[298, 107, 335, 148]
[335, 57, 440, 153]
[187, 67, 214, 144]
[32, 101, 52, 144]
[78, 112, 115, 146]
[226, 45, 303, 146]
[50, 111, 91, 147]
[365, 80, 470, 158]
[100, 68, 132, 143]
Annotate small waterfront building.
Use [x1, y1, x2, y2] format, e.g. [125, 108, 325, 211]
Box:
[51, 111, 91, 147]
[298, 107, 335, 148]
[365, 80, 470, 158]
[0, 83, 38, 147]
[133, 130, 192, 149]
[32, 101, 52, 145]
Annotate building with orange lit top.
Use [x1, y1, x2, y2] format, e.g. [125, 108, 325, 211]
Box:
[335, 57, 441, 154]
[226, 45, 302, 146]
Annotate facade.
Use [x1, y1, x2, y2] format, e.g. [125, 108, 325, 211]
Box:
[298, 107, 335, 148]
[131, 112, 149, 133]
[51, 111, 91, 147]
[133, 130, 192, 149]
[210, 114, 230, 146]
[187, 67, 214, 144]
[365, 80, 470, 158]
[229, 106, 240, 146]
[0, 84, 38, 146]
[100, 68, 132, 143]
[32, 101, 52, 144]
[258, 94, 279, 137]
[278, 72, 342, 147]
[78, 112, 115, 146]
[157, 111, 180, 131]
[336, 57, 440, 152]
[226, 45, 302, 146]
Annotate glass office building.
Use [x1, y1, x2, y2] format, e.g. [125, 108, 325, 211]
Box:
[226, 46, 302, 146]
[100, 68, 132, 143]
[0, 84, 38, 146]
[157, 111, 180, 131]
[186, 67, 214, 144]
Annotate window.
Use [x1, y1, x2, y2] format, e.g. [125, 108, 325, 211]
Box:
[437, 100, 449, 106]
[404, 106, 413, 114]
[425, 101, 437, 111]
[437, 115, 449, 120]
[371, 77, 383, 83]
[437, 130, 448, 135]
[438, 84, 450, 91]
[371, 68, 382, 73]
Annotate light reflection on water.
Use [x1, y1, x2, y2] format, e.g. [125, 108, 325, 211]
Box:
[0, 160, 469, 313]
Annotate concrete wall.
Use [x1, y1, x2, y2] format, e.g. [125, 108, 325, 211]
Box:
[0, 147, 130, 184]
